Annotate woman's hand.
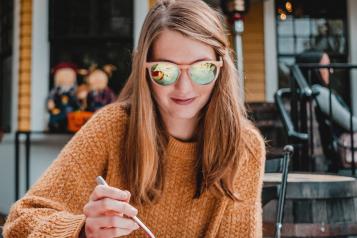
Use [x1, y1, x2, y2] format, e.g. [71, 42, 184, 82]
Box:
[83, 185, 139, 237]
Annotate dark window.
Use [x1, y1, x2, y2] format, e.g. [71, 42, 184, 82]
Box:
[276, 0, 349, 103]
[49, 0, 133, 92]
[0, 0, 14, 132]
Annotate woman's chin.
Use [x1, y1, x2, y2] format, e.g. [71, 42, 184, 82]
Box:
[168, 109, 198, 120]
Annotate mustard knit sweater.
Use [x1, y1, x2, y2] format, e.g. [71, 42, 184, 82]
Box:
[3, 102, 265, 238]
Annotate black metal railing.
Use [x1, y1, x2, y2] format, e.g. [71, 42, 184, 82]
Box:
[276, 63, 357, 175]
[14, 131, 73, 200]
[274, 87, 309, 170]
[274, 88, 309, 142]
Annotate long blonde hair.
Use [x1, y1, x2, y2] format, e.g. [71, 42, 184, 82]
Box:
[119, 0, 249, 204]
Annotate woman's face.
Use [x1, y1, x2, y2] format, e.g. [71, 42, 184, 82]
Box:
[149, 29, 217, 121]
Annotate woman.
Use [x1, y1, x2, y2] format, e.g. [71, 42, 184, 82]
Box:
[3, 0, 265, 237]
[296, 50, 357, 132]
[296, 50, 357, 170]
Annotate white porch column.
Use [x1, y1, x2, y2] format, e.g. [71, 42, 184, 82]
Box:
[264, 0, 278, 102]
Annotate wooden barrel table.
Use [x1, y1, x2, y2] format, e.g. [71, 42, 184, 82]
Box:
[263, 173, 357, 237]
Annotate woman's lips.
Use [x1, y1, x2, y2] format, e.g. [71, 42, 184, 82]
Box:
[171, 97, 195, 105]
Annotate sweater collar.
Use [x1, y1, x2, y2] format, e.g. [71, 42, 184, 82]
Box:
[167, 135, 197, 159]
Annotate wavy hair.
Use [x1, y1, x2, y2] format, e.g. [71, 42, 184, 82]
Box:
[118, 0, 250, 204]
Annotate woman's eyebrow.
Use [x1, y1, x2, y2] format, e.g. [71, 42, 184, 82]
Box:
[153, 57, 214, 64]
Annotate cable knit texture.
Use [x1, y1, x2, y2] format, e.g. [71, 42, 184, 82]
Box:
[3, 102, 265, 238]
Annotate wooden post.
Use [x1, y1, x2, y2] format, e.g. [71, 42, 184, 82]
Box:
[18, 0, 32, 131]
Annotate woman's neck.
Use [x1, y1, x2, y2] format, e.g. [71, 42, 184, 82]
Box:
[161, 113, 198, 142]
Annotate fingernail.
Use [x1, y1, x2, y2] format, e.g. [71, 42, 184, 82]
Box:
[134, 223, 140, 229]
[122, 193, 128, 199]
[131, 207, 138, 215]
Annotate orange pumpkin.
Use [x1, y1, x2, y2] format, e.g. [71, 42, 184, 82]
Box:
[67, 111, 94, 132]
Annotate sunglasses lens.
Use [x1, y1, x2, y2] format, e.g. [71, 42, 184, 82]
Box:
[190, 62, 218, 85]
[149, 63, 179, 86]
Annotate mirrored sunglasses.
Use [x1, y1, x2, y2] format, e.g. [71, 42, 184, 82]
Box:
[145, 58, 223, 86]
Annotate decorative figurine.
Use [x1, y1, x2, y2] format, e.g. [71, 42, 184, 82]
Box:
[76, 84, 89, 111]
[67, 84, 93, 133]
[47, 63, 79, 132]
[85, 64, 117, 112]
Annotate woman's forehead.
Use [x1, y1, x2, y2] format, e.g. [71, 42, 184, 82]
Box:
[150, 29, 216, 64]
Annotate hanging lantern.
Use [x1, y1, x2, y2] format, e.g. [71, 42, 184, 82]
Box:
[220, 0, 250, 19]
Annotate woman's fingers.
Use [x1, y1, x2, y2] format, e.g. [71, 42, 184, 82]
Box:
[96, 227, 133, 238]
[86, 216, 139, 230]
[85, 216, 138, 238]
[90, 185, 131, 202]
[83, 198, 138, 218]
[84, 185, 139, 237]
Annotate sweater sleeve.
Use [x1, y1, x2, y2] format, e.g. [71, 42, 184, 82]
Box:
[3, 103, 128, 238]
[217, 127, 266, 238]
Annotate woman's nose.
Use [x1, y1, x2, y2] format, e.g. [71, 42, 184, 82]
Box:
[174, 69, 194, 93]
